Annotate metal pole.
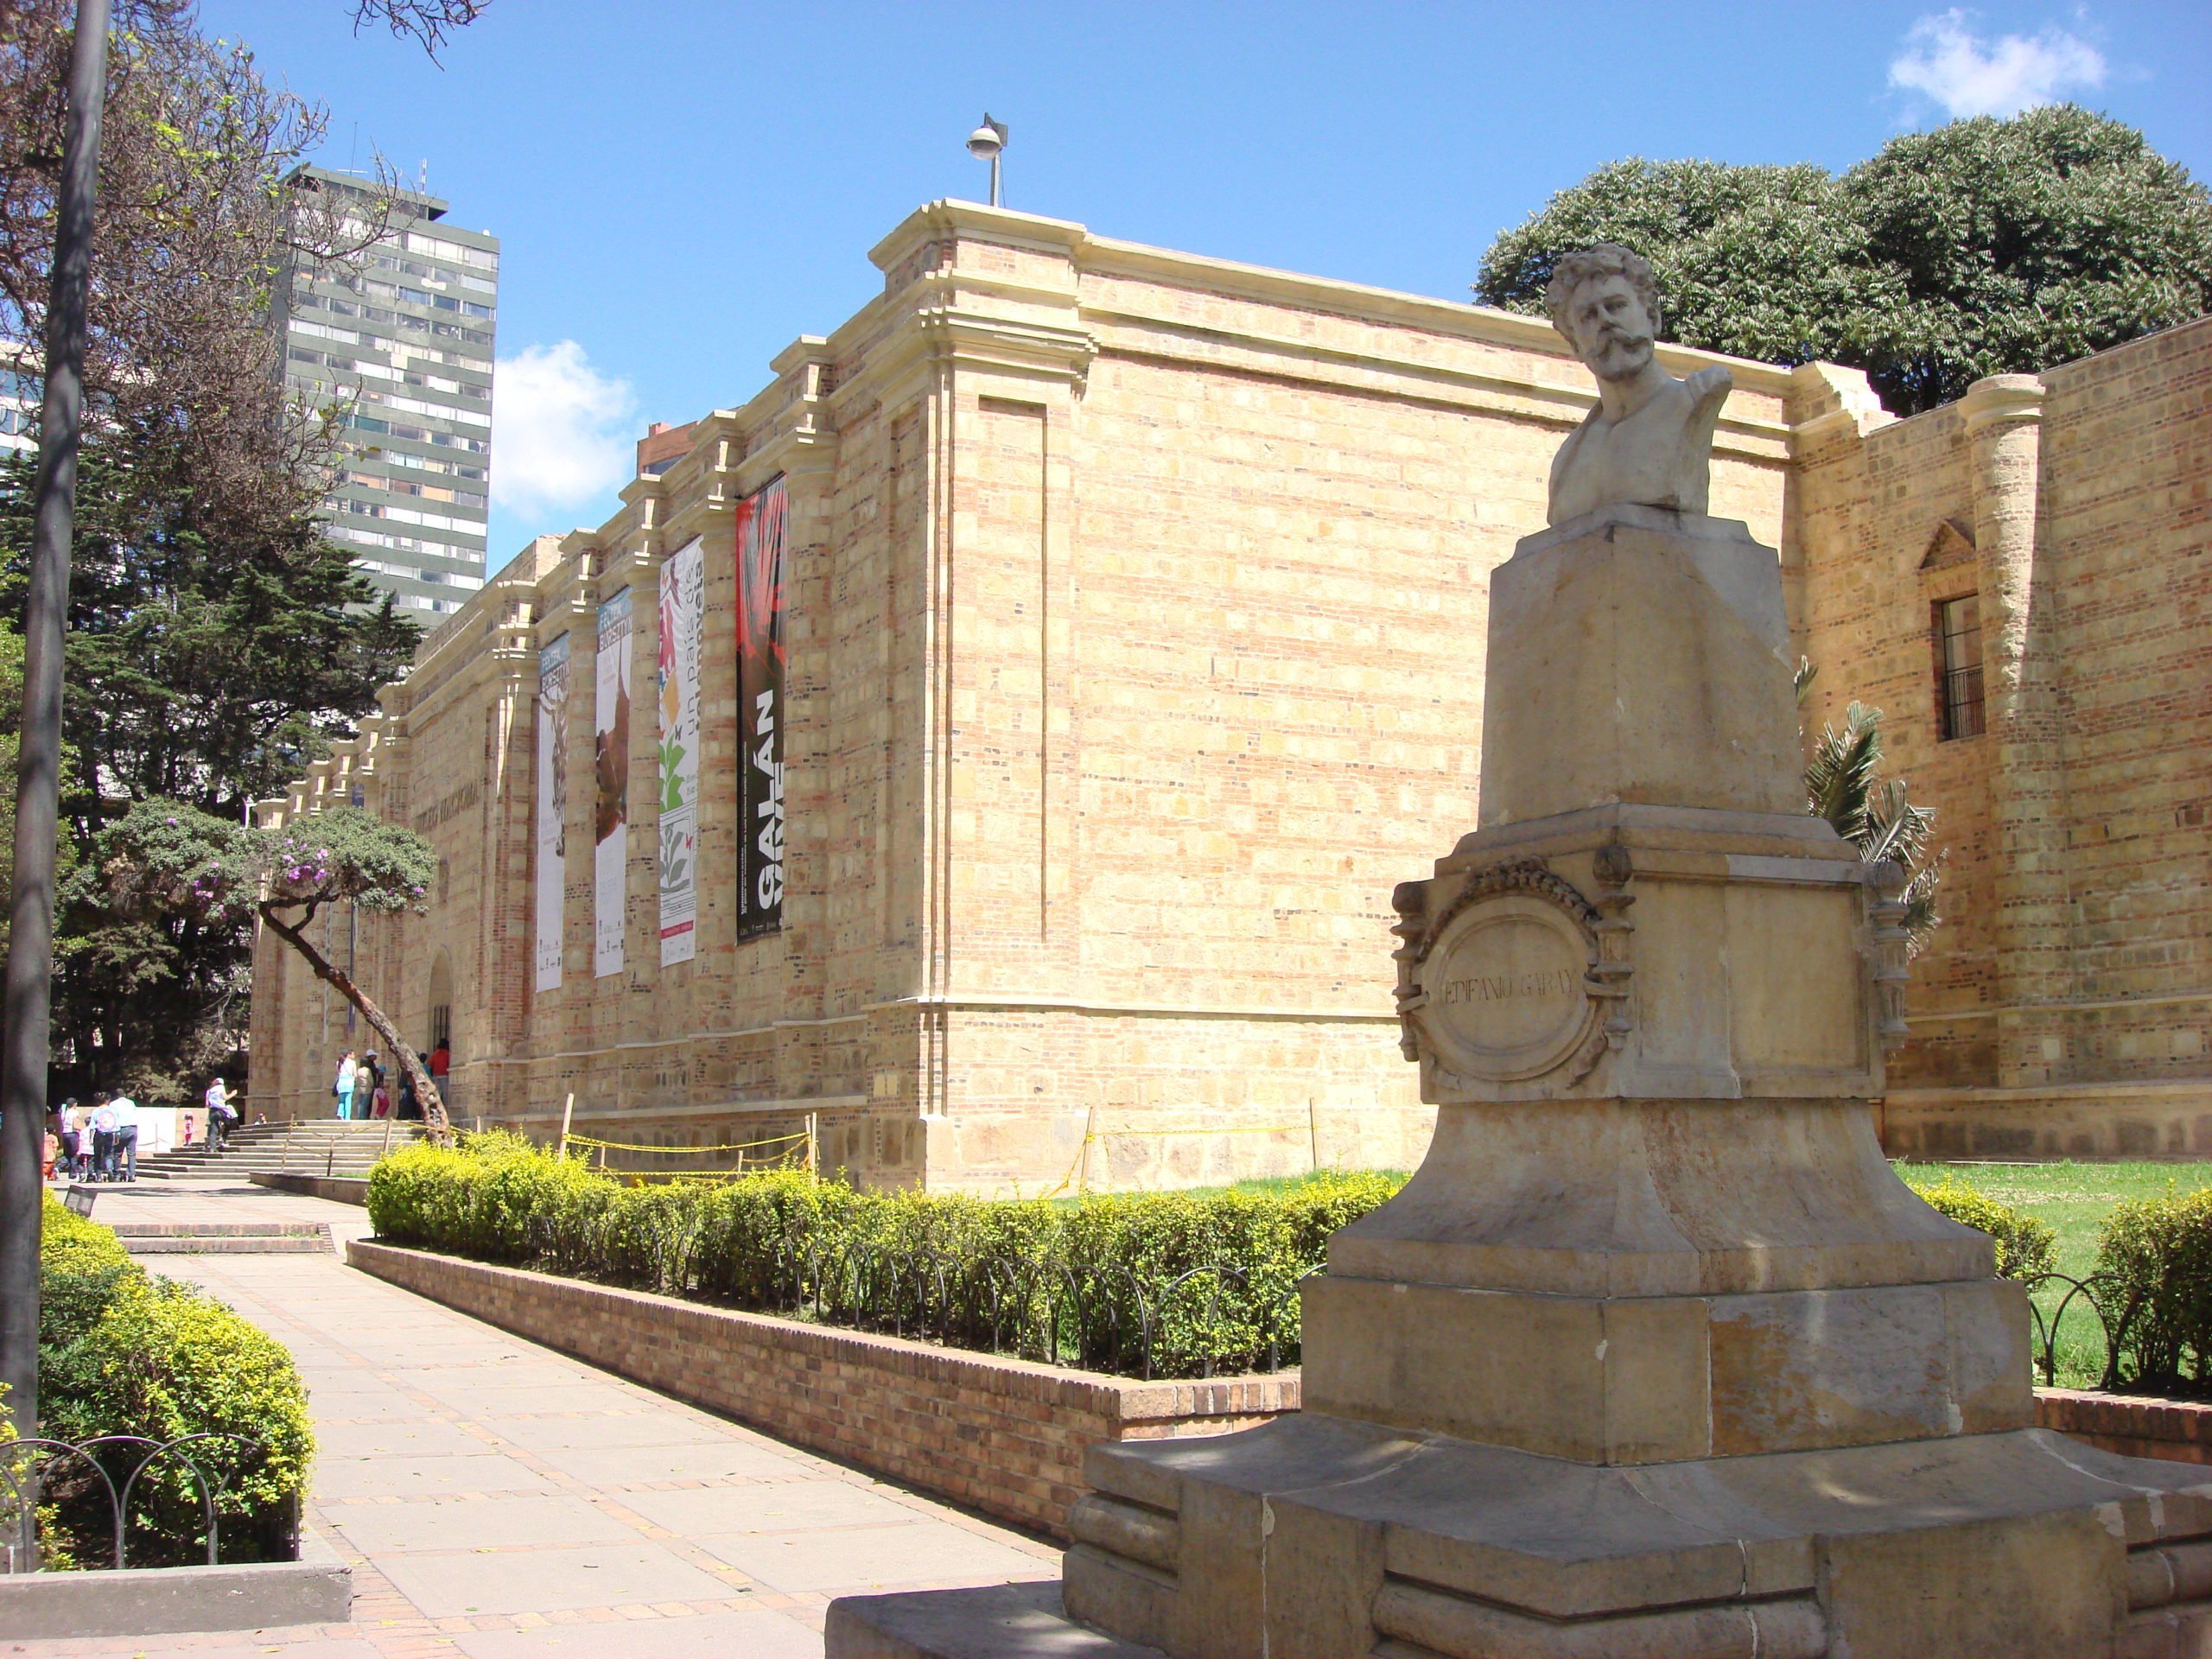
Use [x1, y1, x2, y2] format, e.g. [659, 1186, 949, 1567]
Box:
[1, 0, 111, 1454]
[989, 150, 1001, 207]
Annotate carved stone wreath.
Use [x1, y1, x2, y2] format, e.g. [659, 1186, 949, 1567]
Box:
[1394, 855, 1627, 1090]
[1409, 859, 1598, 963]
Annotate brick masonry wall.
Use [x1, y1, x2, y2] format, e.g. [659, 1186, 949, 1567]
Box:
[347, 1239, 1298, 1537]
[1797, 317, 2212, 1157]
[2037, 1389, 2212, 1468]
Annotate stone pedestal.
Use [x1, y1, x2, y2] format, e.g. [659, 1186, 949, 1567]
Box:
[827, 509, 2212, 1658]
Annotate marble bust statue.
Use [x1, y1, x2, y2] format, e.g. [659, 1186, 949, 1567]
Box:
[1544, 244, 1732, 525]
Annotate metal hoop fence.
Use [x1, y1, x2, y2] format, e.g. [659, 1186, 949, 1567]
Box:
[0, 1431, 269, 1572]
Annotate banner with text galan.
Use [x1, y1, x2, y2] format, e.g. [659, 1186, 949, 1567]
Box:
[735, 476, 788, 940]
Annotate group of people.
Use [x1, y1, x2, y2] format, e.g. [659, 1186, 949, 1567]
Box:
[332, 1044, 443, 1121]
[51, 1092, 143, 1182]
[38, 1045, 446, 1179]
[44, 1075, 241, 1182]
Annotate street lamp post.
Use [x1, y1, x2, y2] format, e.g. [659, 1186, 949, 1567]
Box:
[2, 0, 111, 1460]
[966, 114, 1007, 207]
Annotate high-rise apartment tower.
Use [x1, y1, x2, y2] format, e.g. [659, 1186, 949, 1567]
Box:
[278, 166, 499, 615]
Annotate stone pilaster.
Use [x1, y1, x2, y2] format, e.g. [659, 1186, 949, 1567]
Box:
[757, 342, 842, 1101]
[616, 537, 662, 1071]
[1963, 374, 2072, 1089]
[471, 588, 541, 1120]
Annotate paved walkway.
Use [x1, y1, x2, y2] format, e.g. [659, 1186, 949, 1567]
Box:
[22, 1182, 1058, 1657]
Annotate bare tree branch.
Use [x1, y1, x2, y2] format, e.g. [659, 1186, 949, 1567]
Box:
[0, 4, 423, 544]
[349, 0, 492, 63]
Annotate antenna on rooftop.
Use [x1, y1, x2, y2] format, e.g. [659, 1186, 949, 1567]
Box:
[966, 114, 1007, 207]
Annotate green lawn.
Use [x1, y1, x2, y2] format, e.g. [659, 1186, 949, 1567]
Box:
[1895, 1160, 2212, 1281]
[1903, 1160, 2212, 1390]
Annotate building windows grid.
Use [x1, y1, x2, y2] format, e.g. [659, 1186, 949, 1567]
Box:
[279, 164, 498, 612]
[1936, 594, 1986, 741]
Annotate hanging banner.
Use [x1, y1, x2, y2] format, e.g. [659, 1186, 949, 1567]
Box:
[735, 475, 788, 939]
[533, 633, 570, 993]
[593, 587, 632, 979]
[658, 537, 704, 965]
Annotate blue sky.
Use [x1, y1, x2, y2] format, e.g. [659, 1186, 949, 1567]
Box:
[194, 1, 2212, 565]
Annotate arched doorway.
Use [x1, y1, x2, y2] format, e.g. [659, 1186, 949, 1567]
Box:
[426, 950, 454, 1052]
[426, 949, 453, 1110]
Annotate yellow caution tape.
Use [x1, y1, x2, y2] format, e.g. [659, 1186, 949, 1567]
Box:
[565, 1131, 809, 1155]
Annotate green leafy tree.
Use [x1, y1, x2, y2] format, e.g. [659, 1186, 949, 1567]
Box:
[1477, 106, 2212, 414]
[0, 435, 418, 823]
[0, 435, 416, 1098]
[0, 0, 486, 1097]
[79, 800, 451, 1136]
[1477, 158, 1897, 370]
[1843, 105, 2212, 411]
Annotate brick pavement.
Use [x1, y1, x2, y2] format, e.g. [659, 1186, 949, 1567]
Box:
[12, 1184, 1058, 1657]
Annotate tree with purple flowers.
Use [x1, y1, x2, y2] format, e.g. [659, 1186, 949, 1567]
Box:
[83, 800, 450, 1139]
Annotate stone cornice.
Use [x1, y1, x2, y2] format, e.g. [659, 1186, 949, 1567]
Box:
[655, 494, 734, 549]
[864, 200, 1802, 392]
[1786, 362, 1896, 454]
[1961, 373, 2045, 435]
[868, 199, 1088, 276]
[918, 304, 1095, 389]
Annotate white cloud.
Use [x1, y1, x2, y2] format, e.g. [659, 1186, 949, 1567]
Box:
[490, 340, 638, 518]
[1889, 10, 2107, 118]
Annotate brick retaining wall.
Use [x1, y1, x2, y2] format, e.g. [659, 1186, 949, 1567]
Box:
[346, 1241, 1297, 1537]
[349, 1243, 2212, 1530]
[2037, 1389, 2212, 1465]
[251, 1173, 368, 1205]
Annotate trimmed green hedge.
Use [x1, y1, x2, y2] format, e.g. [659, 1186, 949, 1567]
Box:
[22, 1196, 315, 1567]
[2098, 1188, 2212, 1391]
[367, 1139, 2116, 1384]
[1901, 1174, 2057, 1281]
[369, 1134, 1398, 1378]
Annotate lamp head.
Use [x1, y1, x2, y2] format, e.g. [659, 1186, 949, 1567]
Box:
[966, 114, 1007, 161]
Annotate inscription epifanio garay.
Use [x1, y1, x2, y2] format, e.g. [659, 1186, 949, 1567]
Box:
[1394, 859, 1614, 1090]
[1436, 967, 1582, 1007]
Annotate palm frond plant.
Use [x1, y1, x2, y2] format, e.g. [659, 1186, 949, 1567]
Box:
[1797, 664, 1943, 953]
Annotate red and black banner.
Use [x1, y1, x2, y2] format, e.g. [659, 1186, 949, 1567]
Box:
[735, 475, 788, 939]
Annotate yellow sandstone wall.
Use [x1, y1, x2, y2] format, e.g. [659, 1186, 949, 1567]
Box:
[248, 200, 2209, 1183]
[1796, 316, 2212, 1156]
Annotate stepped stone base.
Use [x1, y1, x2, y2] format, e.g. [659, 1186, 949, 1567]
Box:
[830, 1415, 2212, 1658]
[118, 1233, 331, 1254]
[826, 1581, 1158, 1659]
[828, 508, 2212, 1657]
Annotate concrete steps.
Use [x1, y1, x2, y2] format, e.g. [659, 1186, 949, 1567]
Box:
[130, 1121, 421, 1183]
[108, 1221, 332, 1255]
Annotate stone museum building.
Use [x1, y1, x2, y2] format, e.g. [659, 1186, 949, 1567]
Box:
[245, 198, 2212, 1188]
